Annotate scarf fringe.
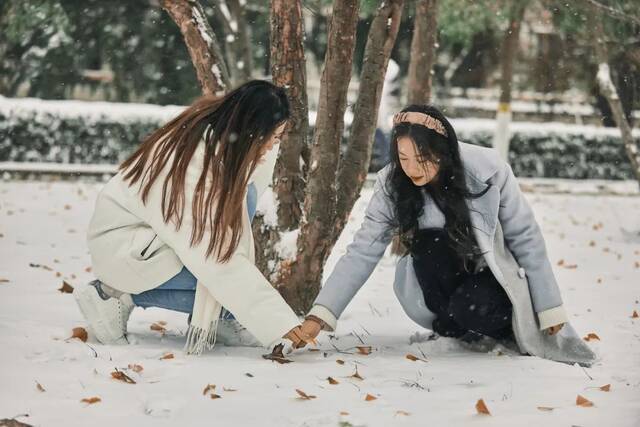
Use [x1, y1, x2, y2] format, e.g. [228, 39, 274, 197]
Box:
[184, 319, 219, 355]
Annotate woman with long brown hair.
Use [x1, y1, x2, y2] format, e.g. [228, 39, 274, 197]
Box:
[75, 80, 308, 354]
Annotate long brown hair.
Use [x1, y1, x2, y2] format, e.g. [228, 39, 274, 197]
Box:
[119, 80, 290, 262]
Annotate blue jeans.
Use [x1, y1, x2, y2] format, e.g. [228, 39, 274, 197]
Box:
[131, 183, 258, 318]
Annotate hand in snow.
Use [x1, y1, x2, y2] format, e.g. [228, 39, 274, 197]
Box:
[546, 323, 565, 336]
[300, 318, 323, 342]
[283, 325, 316, 349]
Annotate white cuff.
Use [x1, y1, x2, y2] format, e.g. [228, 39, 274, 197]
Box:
[308, 305, 338, 332]
[537, 305, 569, 330]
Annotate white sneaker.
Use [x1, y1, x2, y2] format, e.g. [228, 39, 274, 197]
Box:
[216, 319, 261, 347]
[74, 280, 134, 345]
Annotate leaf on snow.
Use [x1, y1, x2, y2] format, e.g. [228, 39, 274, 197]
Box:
[58, 281, 74, 293]
[128, 364, 144, 373]
[356, 346, 372, 355]
[81, 397, 101, 405]
[537, 406, 555, 411]
[576, 395, 594, 407]
[111, 369, 136, 384]
[395, 410, 411, 416]
[632, 310, 639, 319]
[203, 384, 216, 395]
[69, 327, 88, 342]
[406, 353, 427, 362]
[36, 382, 45, 392]
[336, 359, 345, 365]
[262, 343, 293, 364]
[599, 384, 611, 392]
[350, 366, 364, 380]
[327, 376, 339, 385]
[365, 394, 377, 401]
[295, 389, 316, 400]
[475, 399, 491, 415]
[160, 352, 174, 360]
[583, 333, 600, 341]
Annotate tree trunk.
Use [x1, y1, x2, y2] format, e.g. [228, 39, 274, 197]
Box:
[252, 0, 310, 278]
[406, 0, 438, 104]
[275, 0, 360, 312]
[161, 0, 231, 96]
[587, 4, 640, 185]
[493, 0, 527, 161]
[333, 0, 404, 244]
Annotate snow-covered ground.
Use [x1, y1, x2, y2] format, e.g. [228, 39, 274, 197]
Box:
[0, 180, 639, 426]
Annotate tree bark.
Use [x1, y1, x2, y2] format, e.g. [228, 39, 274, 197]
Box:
[276, 0, 360, 312]
[587, 3, 640, 185]
[406, 0, 438, 104]
[161, 0, 231, 96]
[493, 0, 527, 160]
[333, 0, 404, 244]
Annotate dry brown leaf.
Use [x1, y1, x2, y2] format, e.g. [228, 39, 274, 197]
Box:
[0, 278, 9, 284]
[111, 369, 136, 384]
[597, 278, 603, 284]
[583, 333, 601, 341]
[565, 264, 578, 269]
[336, 359, 345, 365]
[64, 204, 71, 210]
[128, 364, 144, 373]
[55, 272, 62, 278]
[58, 281, 74, 294]
[356, 346, 372, 355]
[475, 399, 491, 415]
[405, 353, 427, 362]
[81, 396, 101, 405]
[36, 382, 45, 392]
[262, 343, 293, 364]
[350, 367, 364, 380]
[203, 384, 216, 395]
[339, 411, 350, 416]
[295, 389, 316, 400]
[70, 327, 88, 342]
[223, 387, 237, 392]
[537, 406, 555, 411]
[85, 266, 92, 273]
[327, 376, 339, 385]
[557, 259, 565, 266]
[160, 352, 174, 360]
[395, 410, 411, 416]
[365, 394, 377, 401]
[632, 310, 639, 319]
[210, 393, 222, 399]
[589, 240, 596, 247]
[576, 395, 594, 407]
[599, 384, 611, 392]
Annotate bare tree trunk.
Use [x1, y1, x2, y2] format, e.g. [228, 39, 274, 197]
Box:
[333, 0, 404, 243]
[276, 0, 360, 312]
[252, 0, 310, 277]
[587, 3, 640, 185]
[214, 0, 253, 84]
[407, 0, 438, 104]
[493, 0, 527, 161]
[161, 0, 231, 95]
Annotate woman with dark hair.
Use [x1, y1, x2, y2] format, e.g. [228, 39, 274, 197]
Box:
[75, 80, 309, 354]
[300, 105, 596, 365]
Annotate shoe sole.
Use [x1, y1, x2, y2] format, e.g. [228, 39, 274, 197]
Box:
[74, 285, 128, 345]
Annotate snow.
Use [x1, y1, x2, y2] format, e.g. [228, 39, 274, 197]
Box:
[597, 63, 620, 101]
[1, 180, 639, 426]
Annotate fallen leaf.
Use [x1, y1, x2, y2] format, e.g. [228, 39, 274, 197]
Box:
[475, 399, 491, 415]
[365, 394, 377, 401]
[0, 278, 9, 284]
[36, 382, 45, 392]
[70, 327, 88, 342]
[55, 272, 62, 278]
[111, 369, 136, 384]
[336, 359, 345, 365]
[350, 366, 364, 380]
[597, 278, 603, 284]
[339, 411, 350, 416]
[405, 353, 427, 362]
[583, 333, 600, 341]
[565, 264, 578, 269]
[203, 384, 216, 395]
[245, 373, 254, 377]
[576, 395, 594, 407]
[327, 376, 339, 385]
[81, 396, 101, 405]
[262, 343, 293, 364]
[295, 389, 316, 400]
[160, 352, 174, 360]
[537, 406, 555, 411]
[223, 387, 237, 392]
[29, 263, 53, 271]
[58, 281, 74, 294]
[210, 393, 222, 399]
[356, 346, 372, 355]
[589, 240, 596, 247]
[635, 261, 640, 269]
[599, 384, 611, 392]
[395, 410, 411, 416]
[128, 364, 144, 373]
[632, 310, 639, 319]
[557, 259, 565, 266]
[85, 266, 92, 273]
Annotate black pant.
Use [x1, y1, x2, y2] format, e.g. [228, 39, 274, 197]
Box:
[411, 228, 513, 339]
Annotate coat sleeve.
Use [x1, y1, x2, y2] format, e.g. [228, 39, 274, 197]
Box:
[309, 172, 396, 331]
[495, 161, 567, 325]
[126, 150, 299, 347]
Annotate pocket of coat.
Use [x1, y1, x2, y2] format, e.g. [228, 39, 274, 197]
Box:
[130, 226, 161, 260]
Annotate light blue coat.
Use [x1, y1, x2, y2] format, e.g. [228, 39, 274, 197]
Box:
[311, 142, 597, 366]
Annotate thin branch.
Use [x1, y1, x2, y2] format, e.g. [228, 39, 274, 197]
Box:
[581, 0, 640, 26]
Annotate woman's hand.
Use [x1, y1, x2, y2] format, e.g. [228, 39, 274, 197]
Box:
[546, 323, 565, 336]
[283, 325, 316, 349]
[300, 318, 323, 342]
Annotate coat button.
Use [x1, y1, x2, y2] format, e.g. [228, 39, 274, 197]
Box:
[518, 267, 526, 279]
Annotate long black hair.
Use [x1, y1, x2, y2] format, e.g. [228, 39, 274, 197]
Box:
[387, 104, 488, 269]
